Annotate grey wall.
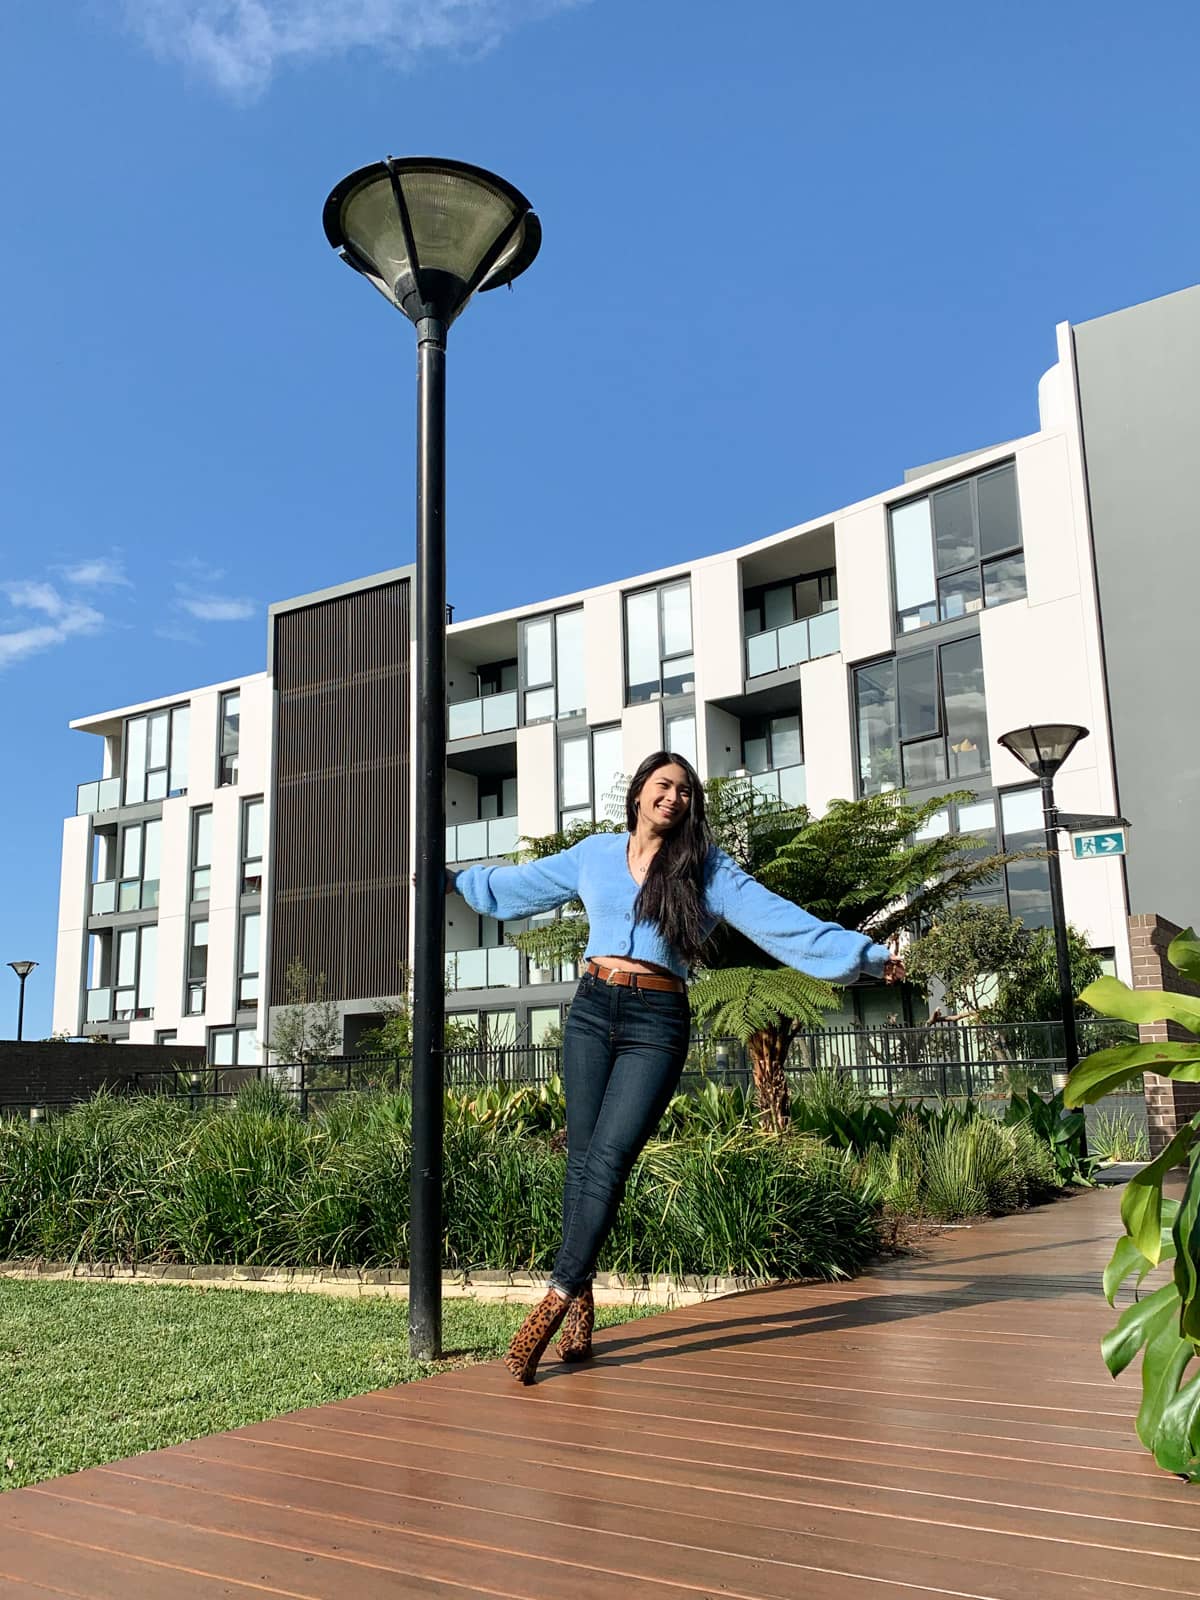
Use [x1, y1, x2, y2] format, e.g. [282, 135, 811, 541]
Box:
[1073, 283, 1200, 924]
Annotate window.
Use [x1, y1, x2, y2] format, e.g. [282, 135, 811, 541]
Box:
[93, 819, 162, 914]
[218, 690, 240, 787]
[155, 1030, 177, 1046]
[889, 462, 1025, 633]
[209, 1026, 259, 1066]
[238, 911, 261, 1008]
[854, 636, 988, 796]
[624, 579, 694, 703]
[999, 786, 1052, 930]
[665, 712, 697, 769]
[113, 924, 157, 1020]
[477, 776, 518, 819]
[123, 704, 189, 805]
[190, 807, 212, 904]
[528, 1006, 563, 1044]
[186, 919, 209, 1014]
[742, 713, 803, 775]
[520, 608, 585, 723]
[559, 726, 625, 828]
[241, 798, 264, 895]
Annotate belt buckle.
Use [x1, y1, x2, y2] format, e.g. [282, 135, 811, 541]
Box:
[606, 966, 621, 987]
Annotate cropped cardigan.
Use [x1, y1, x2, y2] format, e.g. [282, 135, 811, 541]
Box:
[452, 832, 890, 984]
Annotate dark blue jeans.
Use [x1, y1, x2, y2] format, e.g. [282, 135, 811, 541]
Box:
[550, 970, 691, 1296]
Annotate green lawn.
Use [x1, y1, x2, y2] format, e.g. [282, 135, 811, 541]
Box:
[0, 1280, 660, 1492]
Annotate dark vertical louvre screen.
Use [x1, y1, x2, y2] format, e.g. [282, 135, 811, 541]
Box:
[270, 580, 411, 1004]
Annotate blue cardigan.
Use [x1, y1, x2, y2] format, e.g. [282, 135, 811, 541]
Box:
[453, 832, 890, 984]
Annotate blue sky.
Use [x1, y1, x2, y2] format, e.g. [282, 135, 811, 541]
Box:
[2, 0, 1198, 1039]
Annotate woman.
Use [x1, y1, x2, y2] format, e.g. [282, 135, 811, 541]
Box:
[449, 750, 903, 1383]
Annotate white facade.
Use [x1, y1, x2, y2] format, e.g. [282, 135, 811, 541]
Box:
[53, 309, 1140, 1055]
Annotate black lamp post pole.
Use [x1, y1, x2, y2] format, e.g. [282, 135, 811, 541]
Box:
[16, 972, 28, 1043]
[1040, 775, 1080, 1086]
[409, 314, 448, 1363]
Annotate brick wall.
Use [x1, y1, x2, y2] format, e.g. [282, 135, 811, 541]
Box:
[0, 1041, 207, 1111]
[1130, 914, 1200, 1156]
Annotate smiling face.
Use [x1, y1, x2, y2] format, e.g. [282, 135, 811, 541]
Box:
[634, 761, 692, 835]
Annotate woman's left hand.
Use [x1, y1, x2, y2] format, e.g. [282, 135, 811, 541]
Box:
[883, 957, 906, 985]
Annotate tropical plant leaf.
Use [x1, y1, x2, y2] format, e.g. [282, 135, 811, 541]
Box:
[1102, 1280, 1181, 1378]
[1122, 1122, 1198, 1264]
[1065, 1041, 1200, 1107]
[1137, 1310, 1196, 1449]
[1078, 976, 1200, 1036]
[688, 966, 840, 1043]
[1152, 1367, 1200, 1478]
[1104, 1223, 1178, 1307]
[1167, 927, 1200, 987]
[1174, 1145, 1200, 1345]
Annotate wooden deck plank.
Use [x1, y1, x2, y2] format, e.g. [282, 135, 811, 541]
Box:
[3, 1185, 1197, 1599]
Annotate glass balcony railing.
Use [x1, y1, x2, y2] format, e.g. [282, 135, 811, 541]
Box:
[446, 815, 520, 864]
[89, 879, 159, 916]
[745, 609, 840, 678]
[444, 946, 521, 990]
[85, 987, 151, 1024]
[748, 764, 807, 808]
[447, 690, 518, 741]
[77, 777, 122, 816]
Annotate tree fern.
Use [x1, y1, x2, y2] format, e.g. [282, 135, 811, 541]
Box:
[688, 967, 839, 1042]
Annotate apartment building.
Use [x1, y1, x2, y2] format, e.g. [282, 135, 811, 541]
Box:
[52, 282, 1200, 1055]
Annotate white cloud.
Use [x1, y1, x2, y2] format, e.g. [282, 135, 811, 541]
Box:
[177, 593, 257, 622]
[0, 581, 105, 669]
[121, 0, 584, 97]
[60, 557, 133, 589]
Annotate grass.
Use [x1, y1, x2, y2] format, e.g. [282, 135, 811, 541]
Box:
[1091, 1106, 1151, 1164]
[0, 1278, 660, 1493]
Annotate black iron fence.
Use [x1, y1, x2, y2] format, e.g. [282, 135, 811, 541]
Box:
[2, 1019, 1140, 1122]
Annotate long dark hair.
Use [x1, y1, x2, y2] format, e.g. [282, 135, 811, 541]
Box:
[625, 750, 712, 966]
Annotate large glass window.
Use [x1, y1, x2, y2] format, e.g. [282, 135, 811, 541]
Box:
[889, 463, 1025, 634]
[520, 608, 585, 724]
[665, 712, 697, 769]
[238, 911, 260, 1008]
[218, 691, 240, 787]
[123, 704, 189, 805]
[742, 713, 803, 774]
[1000, 786, 1052, 929]
[241, 798, 264, 895]
[559, 726, 625, 829]
[624, 580, 694, 703]
[854, 636, 988, 797]
[209, 1026, 260, 1067]
[186, 919, 209, 1015]
[94, 923, 157, 1022]
[191, 807, 213, 904]
[99, 819, 162, 913]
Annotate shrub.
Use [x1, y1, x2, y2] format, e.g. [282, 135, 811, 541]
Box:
[1090, 1107, 1150, 1164]
[857, 1110, 1063, 1221]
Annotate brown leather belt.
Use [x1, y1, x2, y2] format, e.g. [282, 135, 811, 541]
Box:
[585, 958, 686, 993]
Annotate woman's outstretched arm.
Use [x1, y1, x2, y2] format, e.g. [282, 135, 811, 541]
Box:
[451, 840, 587, 921]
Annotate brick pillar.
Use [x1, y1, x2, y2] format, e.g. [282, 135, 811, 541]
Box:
[1130, 914, 1200, 1156]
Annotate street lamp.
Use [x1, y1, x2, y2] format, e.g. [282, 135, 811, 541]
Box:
[8, 961, 37, 1042]
[997, 725, 1089, 1087]
[322, 158, 540, 1362]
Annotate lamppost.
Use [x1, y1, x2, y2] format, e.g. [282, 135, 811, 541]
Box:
[996, 725, 1089, 1087]
[8, 961, 37, 1042]
[322, 158, 541, 1362]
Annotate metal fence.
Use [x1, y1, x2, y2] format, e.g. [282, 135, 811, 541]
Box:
[2, 1018, 1141, 1122]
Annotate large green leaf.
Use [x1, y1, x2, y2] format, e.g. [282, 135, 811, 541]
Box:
[1064, 1041, 1200, 1107]
[1078, 975, 1200, 1035]
[1121, 1121, 1199, 1263]
[1152, 1366, 1200, 1478]
[1103, 1220, 1178, 1307]
[1174, 1146, 1200, 1344]
[1167, 927, 1200, 987]
[1102, 1281, 1181, 1378]
[1137, 1310, 1196, 1448]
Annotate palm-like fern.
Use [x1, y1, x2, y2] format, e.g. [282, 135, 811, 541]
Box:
[688, 966, 839, 1041]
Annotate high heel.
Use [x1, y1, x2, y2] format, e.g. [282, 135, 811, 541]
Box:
[557, 1283, 594, 1363]
[504, 1288, 572, 1385]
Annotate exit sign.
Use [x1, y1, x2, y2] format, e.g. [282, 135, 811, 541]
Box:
[1071, 829, 1127, 860]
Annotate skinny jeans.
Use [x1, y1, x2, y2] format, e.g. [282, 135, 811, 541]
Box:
[549, 970, 691, 1296]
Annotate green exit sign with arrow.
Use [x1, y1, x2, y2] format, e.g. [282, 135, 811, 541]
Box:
[1070, 829, 1127, 860]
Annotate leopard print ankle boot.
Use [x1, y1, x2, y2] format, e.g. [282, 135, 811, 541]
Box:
[557, 1283, 594, 1363]
[504, 1288, 572, 1385]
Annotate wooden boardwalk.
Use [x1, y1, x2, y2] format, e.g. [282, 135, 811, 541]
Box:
[3, 1181, 1199, 1598]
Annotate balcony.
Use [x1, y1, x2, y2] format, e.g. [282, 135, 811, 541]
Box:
[748, 764, 807, 808]
[90, 879, 160, 916]
[85, 987, 152, 1024]
[76, 777, 122, 816]
[447, 690, 518, 741]
[745, 609, 840, 679]
[445, 946, 521, 990]
[446, 815, 520, 864]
